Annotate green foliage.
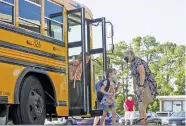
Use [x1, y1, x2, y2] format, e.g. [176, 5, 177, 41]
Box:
[94, 35, 185, 113]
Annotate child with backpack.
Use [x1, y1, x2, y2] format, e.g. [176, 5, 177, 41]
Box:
[95, 68, 118, 125]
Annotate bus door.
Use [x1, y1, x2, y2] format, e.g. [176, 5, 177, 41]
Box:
[67, 8, 114, 116]
[67, 8, 88, 116]
[86, 18, 109, 116]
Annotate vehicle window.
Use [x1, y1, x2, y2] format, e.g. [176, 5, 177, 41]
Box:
[45, 0, 63, 41]
[19, 0, 41, 33]
[3, 0, 14, 4]
[171, 112, 185, 117]
[26, 0, 41, 5]
[0, 0, 14, 24]
[68, 13, 88, 50]
[68, 14, 81, 43]
[157, 113, 168, 117]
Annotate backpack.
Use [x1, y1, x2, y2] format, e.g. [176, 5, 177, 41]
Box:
[95, 79, 110, 103]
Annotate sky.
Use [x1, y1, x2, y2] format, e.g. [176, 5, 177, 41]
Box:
[75, 0, 185, 46]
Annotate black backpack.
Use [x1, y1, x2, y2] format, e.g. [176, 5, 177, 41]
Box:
[95, 79, 110, 103]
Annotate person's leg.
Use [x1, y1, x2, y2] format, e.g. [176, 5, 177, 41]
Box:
[100, 105, 108, 125]
[129, 111, 133, 125]
[137, 89, 147, 125]
[110, 103, 116, 125]
[100, 111, 107, 125]
[93, 116, 100, 126]
[139, 102, 146, 124]
[124, 111, 127, 125]
[139, 102, 148, 124]
[103, 117, 105, 126]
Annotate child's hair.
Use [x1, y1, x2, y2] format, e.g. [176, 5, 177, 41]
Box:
[106, 68, 116, 78]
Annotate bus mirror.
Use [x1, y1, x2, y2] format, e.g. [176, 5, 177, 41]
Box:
[106, 21, 114, 38]
[107, 31, 113, 38]
[106, 21, 114, 53]
[107, 44, 115, 52]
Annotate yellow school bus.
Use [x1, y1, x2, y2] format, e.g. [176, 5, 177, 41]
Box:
[0, 0, 114, 124]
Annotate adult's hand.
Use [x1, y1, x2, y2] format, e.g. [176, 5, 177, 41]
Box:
[132, 90, 136, 95]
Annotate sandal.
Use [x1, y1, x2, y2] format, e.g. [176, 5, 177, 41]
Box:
[145, 118, 148, 125]
[138, 118, 147, 125]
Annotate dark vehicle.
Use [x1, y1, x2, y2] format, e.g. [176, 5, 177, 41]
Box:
[119, 111, 162, 125]
[168, 111, 185, 126]
[77, 113, 121, 125]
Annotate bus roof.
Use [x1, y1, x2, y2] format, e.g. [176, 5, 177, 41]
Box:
[52, 0, 93, 19]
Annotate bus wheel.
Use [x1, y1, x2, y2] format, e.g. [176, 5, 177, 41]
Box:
[12, 75, 46, 124]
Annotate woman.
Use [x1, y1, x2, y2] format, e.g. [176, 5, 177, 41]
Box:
[100, 68, 118, 125]
[124, 50, 158, 125]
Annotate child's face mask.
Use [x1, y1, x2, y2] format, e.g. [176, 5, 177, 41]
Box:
[111, 71, 117, 81]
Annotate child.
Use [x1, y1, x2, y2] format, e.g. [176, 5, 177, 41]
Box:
[99, 68, 118, 125]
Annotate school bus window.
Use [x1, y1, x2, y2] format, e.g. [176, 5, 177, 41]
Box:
[68, 14, 81, 43]
[0, 1, 14, 24]
[2, 0, 14, 4]
[45, 19, 63, 41]
[25, 0, 41, 5]
[19, 0, 41, 33]
[45, 0, 63, 41]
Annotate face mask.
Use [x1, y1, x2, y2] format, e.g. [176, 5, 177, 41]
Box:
[124, 57, 129, 63]
[112, 75, 117, 81]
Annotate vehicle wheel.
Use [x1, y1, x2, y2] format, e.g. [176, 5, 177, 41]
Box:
[12, 75, 46, 124]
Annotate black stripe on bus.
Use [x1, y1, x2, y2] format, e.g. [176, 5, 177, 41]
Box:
[0, 40, 65, 61]
[0, 56, 66, 74]
[0, 22, 65, 47]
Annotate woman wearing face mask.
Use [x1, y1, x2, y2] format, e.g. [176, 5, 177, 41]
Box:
[100, 68, 118, 125]
[124, 50, 158, 125]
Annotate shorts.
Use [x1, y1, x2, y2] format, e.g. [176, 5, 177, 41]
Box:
[125, 111, 133, 120]
[102, 103, 116, 112]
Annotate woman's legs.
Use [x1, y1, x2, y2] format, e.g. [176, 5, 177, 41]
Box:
[139, 102, 147, 124]
[137, 88, 148, 125]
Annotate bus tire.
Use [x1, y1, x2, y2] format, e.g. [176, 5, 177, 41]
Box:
[12, 75, 46, 124]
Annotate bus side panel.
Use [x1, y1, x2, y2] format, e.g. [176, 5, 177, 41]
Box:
[48, 72, 69, 116]
[0, 62, 25, 104]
